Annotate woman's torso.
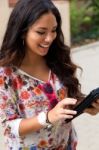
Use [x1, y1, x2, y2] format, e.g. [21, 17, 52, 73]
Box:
[0, 66, 76, 150]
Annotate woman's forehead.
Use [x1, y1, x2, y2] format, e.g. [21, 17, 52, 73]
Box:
[30, 12, 58, 29]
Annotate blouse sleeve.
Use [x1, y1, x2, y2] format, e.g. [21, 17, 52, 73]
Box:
[0, 67, 22, 138]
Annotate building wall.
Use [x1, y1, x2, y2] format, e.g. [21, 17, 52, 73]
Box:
[53, 0, 71, 46]
[0, 0, 12, 46]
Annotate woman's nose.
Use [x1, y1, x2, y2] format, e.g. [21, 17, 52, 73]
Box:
[44, 33, 53, 43]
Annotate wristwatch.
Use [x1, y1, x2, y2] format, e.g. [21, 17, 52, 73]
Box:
[37, 112, 53, 128]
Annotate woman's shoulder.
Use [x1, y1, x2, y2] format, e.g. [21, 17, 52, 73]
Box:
[0, 65, 17, 77]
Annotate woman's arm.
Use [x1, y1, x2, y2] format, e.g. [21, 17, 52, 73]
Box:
[0, 88, 47, 137]
[19, 116, 44, 136]
[19, 97, 77, 136]
[0, 94, 77, 137]
[0, 68, 44, 137]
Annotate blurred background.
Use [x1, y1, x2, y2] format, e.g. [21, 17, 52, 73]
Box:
[70, 0, 99, 47]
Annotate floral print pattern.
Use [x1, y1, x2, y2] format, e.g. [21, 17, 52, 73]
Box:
[0, 66, 77, 150]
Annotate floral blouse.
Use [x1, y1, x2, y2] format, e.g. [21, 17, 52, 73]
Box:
[0, 66, 77, 150]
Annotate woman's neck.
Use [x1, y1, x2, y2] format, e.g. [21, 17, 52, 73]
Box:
[19, 51, 50, 82]
[21, 50, 46, 68]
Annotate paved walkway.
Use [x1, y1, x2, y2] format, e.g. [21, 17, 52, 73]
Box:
[0, 42, 99, 149]
[72, 41, 99, 150]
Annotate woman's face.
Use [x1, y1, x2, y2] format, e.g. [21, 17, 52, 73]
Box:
[25, 12, 57, 57]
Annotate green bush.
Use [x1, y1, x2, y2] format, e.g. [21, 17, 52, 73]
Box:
[91, 0, 99, 24]
[70, 0, 86, 36]
[70, 0, 99, 46]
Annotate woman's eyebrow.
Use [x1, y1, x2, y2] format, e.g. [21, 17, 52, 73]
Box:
[37, 26, 57, 30]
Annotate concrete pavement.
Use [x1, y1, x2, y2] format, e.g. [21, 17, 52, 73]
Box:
[0, 42, 99, 149]
[72, 41, 99, 150]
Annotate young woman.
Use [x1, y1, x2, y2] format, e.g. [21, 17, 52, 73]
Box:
[0, 0, 99, 149]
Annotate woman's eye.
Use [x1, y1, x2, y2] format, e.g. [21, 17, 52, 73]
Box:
[36, 31, 45, 35]
[52, 30, 56, 33]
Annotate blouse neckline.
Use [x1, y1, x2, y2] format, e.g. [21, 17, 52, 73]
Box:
[13, 66, 52, 84]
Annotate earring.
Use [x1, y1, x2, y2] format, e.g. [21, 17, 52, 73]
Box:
[23, 39, 24, 46]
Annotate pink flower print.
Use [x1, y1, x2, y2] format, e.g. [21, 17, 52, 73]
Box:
[2, 95, 8, 101]
[38, 83, 58, 109]
[20, 91, 30, 100]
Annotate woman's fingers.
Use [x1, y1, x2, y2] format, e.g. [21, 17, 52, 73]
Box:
[61, 108, 77, 115]
[59, 109, 77, 119]
[92, 102, 99, 110]
[84, 99, 99, 115]
[85, 108, 98, 115]
[48, 98, 77, 124]
[92, 99, 99, 110]
[59, 98, 77, 107]
[96, 99, 99, 103]
[60, 114, 74, 119]
[52, 109, 77, 120]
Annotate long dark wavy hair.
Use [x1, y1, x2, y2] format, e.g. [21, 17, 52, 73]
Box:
[0, 0, 84, 102]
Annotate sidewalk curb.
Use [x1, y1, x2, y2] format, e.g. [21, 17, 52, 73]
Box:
[72, 41, 99, 53]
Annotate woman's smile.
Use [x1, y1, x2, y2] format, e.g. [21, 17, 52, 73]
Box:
[39, 44, 49, 54]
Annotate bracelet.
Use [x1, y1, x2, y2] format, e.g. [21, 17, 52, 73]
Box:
[46, 111, 52, 124]
[37, 112, 52, 128]
[37, 112, 47, 126]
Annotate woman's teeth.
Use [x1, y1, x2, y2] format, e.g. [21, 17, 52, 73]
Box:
[40, 45, 49, 48]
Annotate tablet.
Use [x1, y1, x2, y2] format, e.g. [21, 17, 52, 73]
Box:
[65, 87, 99, 123]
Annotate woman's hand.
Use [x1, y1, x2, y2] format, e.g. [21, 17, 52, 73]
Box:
[48, 98, 77, 124]
[84, 99, 99, 115]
